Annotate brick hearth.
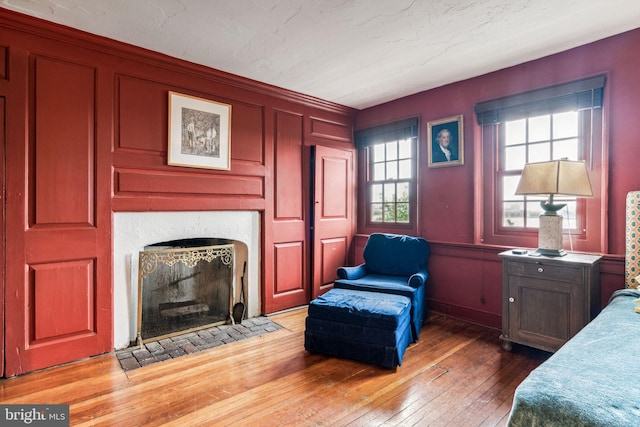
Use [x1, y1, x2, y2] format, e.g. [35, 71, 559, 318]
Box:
[116, 317, 282, 371]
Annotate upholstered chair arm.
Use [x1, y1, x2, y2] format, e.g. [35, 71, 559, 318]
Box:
[408, 268, 429, 288]
[337, 264, 367, 280]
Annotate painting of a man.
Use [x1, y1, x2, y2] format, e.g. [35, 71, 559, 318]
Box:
[432, 128, 458, 162]
[428, 115, 464, 167]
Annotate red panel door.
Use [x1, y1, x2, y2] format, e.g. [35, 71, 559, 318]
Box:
[264, 111, 310, 313]
[312, 146, 354, 299]
[4, 56, 112, 376]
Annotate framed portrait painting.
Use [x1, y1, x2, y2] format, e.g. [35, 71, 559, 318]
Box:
[168, 91, 232, 170]
[427, 115, 464, 168]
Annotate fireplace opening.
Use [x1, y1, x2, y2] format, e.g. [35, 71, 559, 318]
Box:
[136, 238, 235, 345]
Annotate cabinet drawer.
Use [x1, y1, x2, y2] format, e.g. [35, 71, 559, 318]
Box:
[505, 260, 581, 282]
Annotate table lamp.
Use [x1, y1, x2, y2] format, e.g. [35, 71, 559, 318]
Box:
[515, 159, 593, 256]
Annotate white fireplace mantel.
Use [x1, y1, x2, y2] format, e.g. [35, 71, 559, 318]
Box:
[113, 211, 260, 350]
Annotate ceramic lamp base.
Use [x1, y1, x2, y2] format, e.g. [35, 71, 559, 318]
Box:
[537, 214, 566, 257]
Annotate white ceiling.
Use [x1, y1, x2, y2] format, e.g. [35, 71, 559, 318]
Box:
[3, 0, 640, 109]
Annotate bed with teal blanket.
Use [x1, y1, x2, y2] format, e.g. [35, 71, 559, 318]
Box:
[508, 289, 640, 426]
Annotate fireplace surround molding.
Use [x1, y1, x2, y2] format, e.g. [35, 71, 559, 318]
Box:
[113, 210, 260, 350]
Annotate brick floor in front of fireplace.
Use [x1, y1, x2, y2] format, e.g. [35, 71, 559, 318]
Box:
[116, 317, 283, 371]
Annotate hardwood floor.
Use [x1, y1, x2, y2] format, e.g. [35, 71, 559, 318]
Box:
[0, 308, 549, 426]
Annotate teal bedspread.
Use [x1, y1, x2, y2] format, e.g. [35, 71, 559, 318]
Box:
[508, 289, 640, 426]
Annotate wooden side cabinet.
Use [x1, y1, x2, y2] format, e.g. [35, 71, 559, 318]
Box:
[499, 251, 602, 353]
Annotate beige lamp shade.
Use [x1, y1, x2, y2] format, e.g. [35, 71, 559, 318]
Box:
[515, 159, 593, 257]
[515, 159, 593, 197]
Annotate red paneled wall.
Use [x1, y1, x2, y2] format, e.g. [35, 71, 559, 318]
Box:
[0, 10, 355, 375]
[3, 7, 638, 373]
[356, 28, 640, 327]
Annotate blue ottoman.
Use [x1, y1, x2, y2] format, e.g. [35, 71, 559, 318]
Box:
[304, 288, 412, 369]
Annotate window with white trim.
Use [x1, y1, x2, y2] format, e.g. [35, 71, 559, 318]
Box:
[501, 111, 582, 230]
[475, 76, 606, 252]
[355, 118, 418, 233]
[369, 138, 412, 223]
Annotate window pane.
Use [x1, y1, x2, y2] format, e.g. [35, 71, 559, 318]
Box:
[396, 203, 410, 223]
[386, 160, 398, 180]
[526, 194, 547, 202]
[383, 203, 395, 222]
[386, 141, 398, 161]
[529, 115, 550, 142]
[526, 201, 543, 227]
[373, 162, 385, 181]
[503, 175, 523, 201]
[384, 183, 396, 202]
[371, 184, 383, 203]
[553, 111, 578, 139]
[505, 119, 526, 146]
[398, 139, 412, 159]
[371, 204, 383, 222]
[397, 182, 409, 202]
[503, 201, 524, 227]
[505, 145, 526, 170]
[372, 144, 385, 162]
[553, 139, 579, 160]
[528, 142, 550, 163]
[398, 159, 411, 179]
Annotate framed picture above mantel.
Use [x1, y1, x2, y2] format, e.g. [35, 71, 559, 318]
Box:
[427, 115, 464, 168]
[168, 91, 232, 170]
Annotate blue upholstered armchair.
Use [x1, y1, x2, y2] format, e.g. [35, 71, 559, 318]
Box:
[334, 233, 430, 341]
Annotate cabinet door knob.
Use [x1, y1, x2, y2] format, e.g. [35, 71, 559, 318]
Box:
[537, 267, 544, 273]
[509, 297, 515, 303]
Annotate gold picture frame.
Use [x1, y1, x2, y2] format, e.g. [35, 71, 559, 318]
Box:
[427, 115, 464, 168]
[168, 91, 232, 170]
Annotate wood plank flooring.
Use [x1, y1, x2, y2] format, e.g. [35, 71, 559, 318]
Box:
[0, 308, 549, 426]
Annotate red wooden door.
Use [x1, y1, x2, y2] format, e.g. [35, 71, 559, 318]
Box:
[264, 111, 310, 313]
[312, 146, 354, 299]
[264, 113, 355, 312]
[4, 56, 112, 376]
